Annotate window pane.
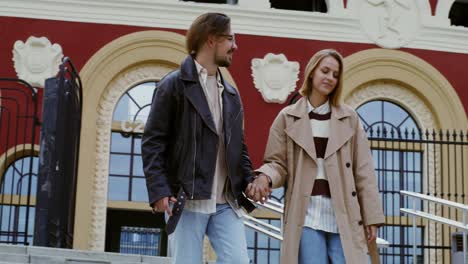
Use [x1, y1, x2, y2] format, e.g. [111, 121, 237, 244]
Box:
[379, 225, 424, 263]
[383, 101, 408, 128]
[111, 132, 132, 153]
[2, 157, 38, 195]
[18, 174, 37, 195]
[109, 154, 131, 175]
[132, 156, 144, 177]
[246, 218, 281, 264]
[114, 82, 156, 123]
[0, 205, 35, 243]
[108, 176, 129, 201]
[1, 206, 14, 231]
[373, 149, 423, 216]
[113, 94, 131, 121]
[357, 100, 420, 135]
[358, 101, 381, 129]
[127, 83, 154, 108]
[135, 106, 151, 123]
[133, 137, 142, 155]
[270, 187, 284, 203]
[131, 178, 148, 202]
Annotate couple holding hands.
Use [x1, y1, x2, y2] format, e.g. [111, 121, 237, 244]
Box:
[142, 12, 384, 264]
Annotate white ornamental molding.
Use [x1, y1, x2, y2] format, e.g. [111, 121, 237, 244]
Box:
[359, 0, 421, 49]
[1, 0, 468, 54]
[13, 36, 63, 87]
[251, 53, 299, 104]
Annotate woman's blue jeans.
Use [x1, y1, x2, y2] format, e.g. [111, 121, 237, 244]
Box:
[299, 226, 346, 264]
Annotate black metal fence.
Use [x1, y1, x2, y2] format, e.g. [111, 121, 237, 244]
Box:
[0, 78, 40, 245]
[368, 127, 468, 264]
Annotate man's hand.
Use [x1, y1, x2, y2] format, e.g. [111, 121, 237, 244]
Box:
[246, 174, 272, 204]
[152, 196, 177, 216]
[366, 225, 378, 242]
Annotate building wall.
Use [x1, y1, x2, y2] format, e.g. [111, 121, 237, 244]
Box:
[0, 0, 467, 254]
[1, 16, 467, 166]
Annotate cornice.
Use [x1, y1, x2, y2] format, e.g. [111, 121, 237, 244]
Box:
[1, 0, 467, 54]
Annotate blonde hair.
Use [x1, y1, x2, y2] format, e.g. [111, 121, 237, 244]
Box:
[298, 49, 344, 106]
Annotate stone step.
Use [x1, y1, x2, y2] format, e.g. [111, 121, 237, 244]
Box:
[0, 245, 27, 255]
[0, 253, 29, 263]
[0, 245, 171, 264]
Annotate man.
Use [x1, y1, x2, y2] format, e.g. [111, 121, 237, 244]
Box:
[142, 12, 255, 264]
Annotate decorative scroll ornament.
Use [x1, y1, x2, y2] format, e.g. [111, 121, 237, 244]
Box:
[13, 36, 63, 87]
[360, 0, 420, 49]
[251, 53, 299, 104]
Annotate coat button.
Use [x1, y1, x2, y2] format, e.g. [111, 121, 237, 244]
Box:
[346, 162, 351, 168]
[358, 220, 363, 225]
[352, 191, 357, 196]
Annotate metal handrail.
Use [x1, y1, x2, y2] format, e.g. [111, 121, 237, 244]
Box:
[400, 190, 468, 211]
[400, 190, 468, 264]
[244, 215, 283, 241]
[251, 199, 284, 215]
[243, 199, 390, 249]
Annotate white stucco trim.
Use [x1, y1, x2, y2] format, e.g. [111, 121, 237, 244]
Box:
[435, 0, 455, 26]
[0, 0, 467, 53]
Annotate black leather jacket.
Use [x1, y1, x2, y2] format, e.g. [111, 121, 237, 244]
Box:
[142, 56, 255, 211]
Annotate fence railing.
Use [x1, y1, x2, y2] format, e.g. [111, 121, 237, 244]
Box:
[0, 78, 40, 245]
[366, 128, 468, 264]
[400, 190, 468, 264]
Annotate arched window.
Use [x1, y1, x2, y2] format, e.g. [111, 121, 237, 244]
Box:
[0, 156, 38, 244]
[357, 100, 420, 139]
[270, 0, 327, 13]
[108, 82, 157, 202]
[449, 0, 468, 27]
[357, 100, 423, 263]
[107, 82, 167, 257]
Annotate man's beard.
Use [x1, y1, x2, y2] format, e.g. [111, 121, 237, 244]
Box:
[215, 51, 233, 67]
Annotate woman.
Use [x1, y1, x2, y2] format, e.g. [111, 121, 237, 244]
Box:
[248, 49, 384, 263]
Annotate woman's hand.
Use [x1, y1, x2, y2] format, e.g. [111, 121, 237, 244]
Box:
[366, 225, 378, 242]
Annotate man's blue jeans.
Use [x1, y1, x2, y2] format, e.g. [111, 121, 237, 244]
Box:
[299, 226, 346, 264]
[166, 203, 250, 264]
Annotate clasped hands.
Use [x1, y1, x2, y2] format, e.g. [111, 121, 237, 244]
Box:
[245, 173, 272, 204]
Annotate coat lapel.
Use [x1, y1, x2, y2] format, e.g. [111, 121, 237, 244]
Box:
[284, 97, 317, 162]
[180, 56, 217, 134]
[284, 98, 355, 162]
[324, 105, 353, 159]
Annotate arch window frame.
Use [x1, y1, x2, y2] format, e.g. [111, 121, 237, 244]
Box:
[357, 99, 424, 263]
[108, 81, 159, 205]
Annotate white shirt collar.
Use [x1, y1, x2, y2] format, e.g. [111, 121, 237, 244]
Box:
[194, 59, 224, 89]
[306, 99, 331, 115]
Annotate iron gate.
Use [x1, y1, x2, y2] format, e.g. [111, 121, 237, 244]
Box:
[0, 78, 40, 245]
[34, 57, 83, 248]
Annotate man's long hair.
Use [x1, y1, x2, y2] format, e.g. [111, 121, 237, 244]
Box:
[186, 13, 231, 56]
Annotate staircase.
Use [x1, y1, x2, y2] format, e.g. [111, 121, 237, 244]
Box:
[0, 245, 171, 264]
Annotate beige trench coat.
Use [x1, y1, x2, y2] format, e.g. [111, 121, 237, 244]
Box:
[256, 97, 384, 264]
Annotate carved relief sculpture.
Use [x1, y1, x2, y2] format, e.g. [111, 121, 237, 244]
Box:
[360, 0, 420, 49]
[251, 53, 299, 104]
[13, 36, 63, 87]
